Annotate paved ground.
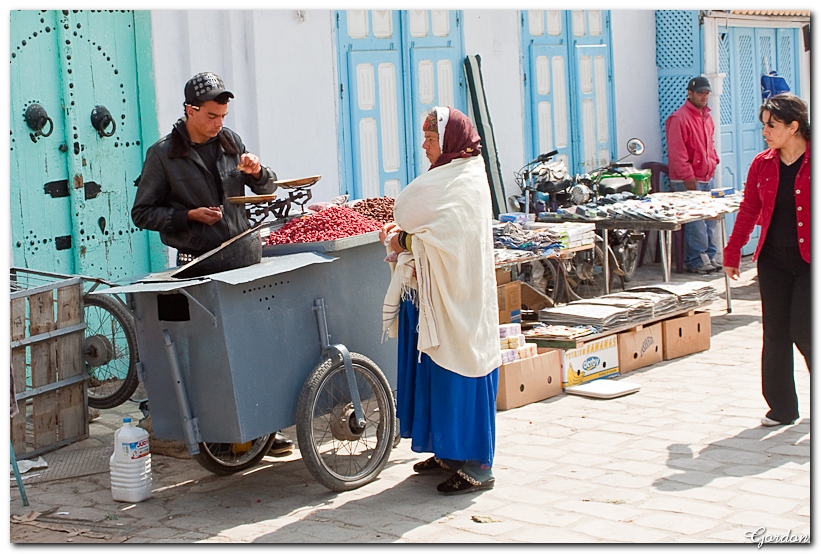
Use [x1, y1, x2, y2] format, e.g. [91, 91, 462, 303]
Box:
[7, 256, 811, 545]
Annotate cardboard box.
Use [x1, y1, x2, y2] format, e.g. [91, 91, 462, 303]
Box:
[495, 267, 512, 284]
[497, 349, 563, 410]
[618, 323, 663, 373]
[661, 311, 711, 360]
[520, 281, 554, 310]
[497, 281, 521, 324]
[560, 335, 620, 388]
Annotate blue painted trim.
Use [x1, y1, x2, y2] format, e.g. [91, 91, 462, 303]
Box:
[334, 11, 354, 197]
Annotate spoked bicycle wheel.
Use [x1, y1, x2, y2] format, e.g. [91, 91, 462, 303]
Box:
[83, 294, 140, 409]
[296, 352, 395, 492]
[193, 435, 276, 475]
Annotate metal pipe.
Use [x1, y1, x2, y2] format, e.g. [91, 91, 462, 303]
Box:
[659, 230, 671, 282]
[719, 216, 732, 313]
[313, 298, 365, 428]
[162, 329, 200, 456]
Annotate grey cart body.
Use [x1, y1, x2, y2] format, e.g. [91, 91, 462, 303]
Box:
[96, 233, 397, 475]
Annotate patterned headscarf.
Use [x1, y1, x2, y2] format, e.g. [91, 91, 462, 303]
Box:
[426, 106, 482, 170]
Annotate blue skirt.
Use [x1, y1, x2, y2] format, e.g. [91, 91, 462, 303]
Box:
[396, 297, 498, 466]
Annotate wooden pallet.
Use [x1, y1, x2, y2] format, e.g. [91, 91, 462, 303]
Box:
[10, 278, 89, 459]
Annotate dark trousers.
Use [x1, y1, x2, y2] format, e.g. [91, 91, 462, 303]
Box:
[757, 244, 811, 422]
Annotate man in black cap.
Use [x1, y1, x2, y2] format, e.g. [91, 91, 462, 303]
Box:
[132, 72, 293, 455]
[133, 71, 277, 266]
[665, 75, 721, 274]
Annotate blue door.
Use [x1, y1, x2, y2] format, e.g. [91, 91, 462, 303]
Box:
[521, 10, 616, 174]
[719, 25, 800, 255]
[336, 10, 465, 198]
[404, 10, 465, 176]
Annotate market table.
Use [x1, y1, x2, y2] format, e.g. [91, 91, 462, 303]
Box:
[536, 212, 735, 312]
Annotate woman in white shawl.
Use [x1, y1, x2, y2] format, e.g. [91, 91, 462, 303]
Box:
[380, 107, 501, 495]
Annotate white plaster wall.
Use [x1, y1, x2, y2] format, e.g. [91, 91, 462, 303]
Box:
[149, 10, 341, 204]
[462, 10, 527, 207]
[148, 9, 661, 215]
[610, 10, 663, 168]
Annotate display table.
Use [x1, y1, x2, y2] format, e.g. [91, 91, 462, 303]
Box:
[535, 212, 735, 312]
[524, 306, 702, 350]
[494, 242, 594, 270]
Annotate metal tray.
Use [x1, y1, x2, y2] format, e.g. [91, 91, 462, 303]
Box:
[226, 194, 277, 204]
[263, 230, 381, 255]
[273, 175, 322, 189]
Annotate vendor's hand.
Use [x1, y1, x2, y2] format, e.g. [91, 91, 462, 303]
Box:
[684, 177, 698, 191]
[380, 221, 401, 243]
[188, 206, 223, 225]
[724, 266, 740, 280]
[237, 153, 262, 180]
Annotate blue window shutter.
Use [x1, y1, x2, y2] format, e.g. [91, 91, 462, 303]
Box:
[655, 10, 701, 168]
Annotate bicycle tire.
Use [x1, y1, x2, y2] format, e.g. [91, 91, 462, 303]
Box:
[83, 294, 139, 409]
[193, 435, 276, 475]
[296, 352, 395, 492]
[620, 235, 643, 282]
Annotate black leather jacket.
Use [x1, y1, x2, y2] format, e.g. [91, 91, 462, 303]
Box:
[132, 119, 277, 256]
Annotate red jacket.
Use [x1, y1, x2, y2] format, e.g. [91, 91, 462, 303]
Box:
[724, 144, 811, 268]
[665, 100, 720, 182]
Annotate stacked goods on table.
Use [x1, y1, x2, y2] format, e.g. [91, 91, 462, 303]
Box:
[628, 282, 717, 310]
[265, 205, 382, 245]
[522, 222, 596, 248]
[492, 222, 563, 255]
[598, 290, 678, 318]
[499, 323, 538, 363]
[523, 324, 597, 340]
[537, 281, 716, 331]
[568, 295, 654, 323]
[539, 303, 630, 331]
[538, 190, 741, 222]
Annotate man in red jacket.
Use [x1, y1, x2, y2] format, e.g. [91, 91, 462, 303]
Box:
[665, 76, 721, 273]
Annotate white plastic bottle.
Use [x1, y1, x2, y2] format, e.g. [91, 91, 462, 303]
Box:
[109, 417, 153, 502]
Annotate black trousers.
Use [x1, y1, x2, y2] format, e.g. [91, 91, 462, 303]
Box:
[757, 243, 811, 423]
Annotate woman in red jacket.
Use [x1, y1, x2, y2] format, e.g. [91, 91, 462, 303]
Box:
[723, 93, 810, 427]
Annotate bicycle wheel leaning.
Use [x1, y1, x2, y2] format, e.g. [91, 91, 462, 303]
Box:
[83, 294, 140, 409]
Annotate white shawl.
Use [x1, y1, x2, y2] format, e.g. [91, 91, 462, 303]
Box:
[382, 156, 501, 378]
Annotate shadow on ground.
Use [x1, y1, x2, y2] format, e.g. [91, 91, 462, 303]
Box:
[653, 417, 810, 491]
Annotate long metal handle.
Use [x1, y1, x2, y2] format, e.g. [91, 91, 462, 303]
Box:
[312, 298, 365, 428]
[162, 329, 201, 455]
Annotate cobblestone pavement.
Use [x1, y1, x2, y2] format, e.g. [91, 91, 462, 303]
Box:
[8, 256, 811, 545]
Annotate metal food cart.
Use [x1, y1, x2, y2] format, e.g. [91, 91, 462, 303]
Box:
[94, 231, 398, 492]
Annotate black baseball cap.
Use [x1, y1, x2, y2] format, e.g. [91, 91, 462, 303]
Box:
[687, 76, 711, 93]
[184, 72, 234, 105]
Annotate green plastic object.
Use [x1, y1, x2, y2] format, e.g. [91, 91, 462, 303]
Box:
[627, 168, 652, 196]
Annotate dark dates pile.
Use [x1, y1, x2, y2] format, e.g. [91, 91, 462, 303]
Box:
[265, 206, 383, 245]
[349, 197, 395, 224]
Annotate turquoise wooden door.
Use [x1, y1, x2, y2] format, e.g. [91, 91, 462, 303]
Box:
[10, 10, 158, 281]
[10, 10, 75, 273]
[522, 10, 616, 174]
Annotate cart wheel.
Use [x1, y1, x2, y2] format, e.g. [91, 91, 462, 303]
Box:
[296, 352, 395, 492]
[193, 434, 276, 475]
[83, 294, 140, 409]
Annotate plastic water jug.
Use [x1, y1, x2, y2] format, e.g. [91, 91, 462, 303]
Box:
[109, 417, 152, 502]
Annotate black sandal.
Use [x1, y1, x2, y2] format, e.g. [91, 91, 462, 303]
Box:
[413, 456, 452, 474]
[436, 469, 495, 495]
